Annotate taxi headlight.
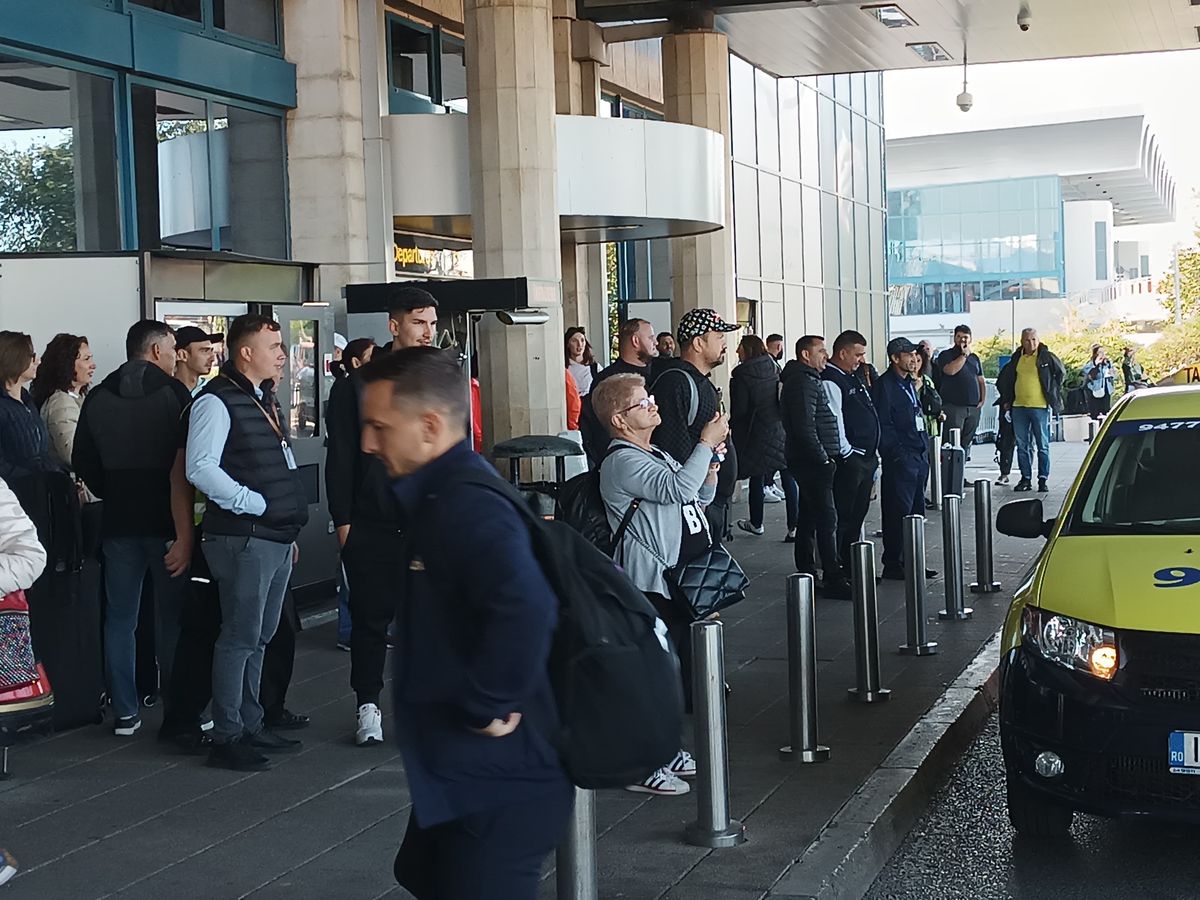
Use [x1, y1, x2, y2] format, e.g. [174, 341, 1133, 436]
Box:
[1021, 607, 1119, 681]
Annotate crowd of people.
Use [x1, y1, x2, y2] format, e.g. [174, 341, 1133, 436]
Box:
[2, 288, 1148, 896]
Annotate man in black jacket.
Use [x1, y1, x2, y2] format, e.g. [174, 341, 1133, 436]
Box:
[74, 320, 195, 738]
[781, 335, 850, 599]
[579, 317, 660, 464]
[186, 314, 309, 771]
[822, 331, 880, 586]
[326, 286, 438, 747]
[359, 347, 572, 900]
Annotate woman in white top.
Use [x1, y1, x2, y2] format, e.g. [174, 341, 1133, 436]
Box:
[31, 333, 96, 470]
[564, 327, 598, 398]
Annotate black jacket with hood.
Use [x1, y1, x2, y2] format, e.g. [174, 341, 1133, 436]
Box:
[780, 360, 840, 470]
[996, 344, 1067, 415]
[730, 352, 786, 479]
[74, 360, 192, 538]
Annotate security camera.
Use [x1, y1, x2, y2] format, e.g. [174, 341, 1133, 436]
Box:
[1017, 2, 1032, 32]
[956, 90, 974, 112]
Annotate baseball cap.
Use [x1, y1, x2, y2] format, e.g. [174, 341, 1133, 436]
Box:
[677, 308, 740, 345]
[175, 325, 224, 349]
[886, 336, 919, 356]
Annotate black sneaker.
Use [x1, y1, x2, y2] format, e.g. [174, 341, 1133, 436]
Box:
[264, 708, 310, 731]
[207, 739, 271, 772]
[246, 728, 303, 754]
[925, 568, 939, 579]
[1037, 478, 1048, 493]
[879, 568, 905, 581]
[158, 728, 214, 756]
[114, 715, 142, 737]
[1013, 478, 1032, 492]
[821, 580, 852, 601]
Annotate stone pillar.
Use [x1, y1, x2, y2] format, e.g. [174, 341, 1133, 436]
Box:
[466, 0, 565, 444]
[283, 0, 371, 302]
[69, 72, 119, 251]
[662, 29, 736, 385]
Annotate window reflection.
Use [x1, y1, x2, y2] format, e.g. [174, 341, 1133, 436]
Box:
[289, 319, 318, 438]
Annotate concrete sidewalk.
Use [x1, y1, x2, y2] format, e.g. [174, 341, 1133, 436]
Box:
[0, 442, 1088, 900]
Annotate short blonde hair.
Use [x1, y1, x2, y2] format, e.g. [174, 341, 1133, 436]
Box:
[591, 373, 645, 436]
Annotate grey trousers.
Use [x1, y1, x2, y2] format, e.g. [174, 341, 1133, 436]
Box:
[202, 534, 293, 743]
[942, 403, 982, 456]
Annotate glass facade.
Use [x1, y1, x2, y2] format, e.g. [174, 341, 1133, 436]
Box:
[387, 16, 468, 114]
[730, 57, 887, 353]
[886, 175, 1066, 316]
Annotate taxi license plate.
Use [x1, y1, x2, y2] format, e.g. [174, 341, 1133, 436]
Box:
[1169, 731, 1200, 775]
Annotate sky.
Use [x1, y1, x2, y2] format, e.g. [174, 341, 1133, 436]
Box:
[883, 49, 1200, 256]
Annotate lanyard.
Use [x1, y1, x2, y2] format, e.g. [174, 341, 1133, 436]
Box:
[902, 377, 920, 411]
[219, 374, 286, 443]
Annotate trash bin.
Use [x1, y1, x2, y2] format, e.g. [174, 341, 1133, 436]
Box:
[491, 434, 585, 517]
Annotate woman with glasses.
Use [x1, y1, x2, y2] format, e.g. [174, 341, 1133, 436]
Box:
[591, 372, 729, 797]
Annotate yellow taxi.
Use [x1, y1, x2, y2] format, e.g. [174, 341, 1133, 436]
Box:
[996, 385, 1200, 836]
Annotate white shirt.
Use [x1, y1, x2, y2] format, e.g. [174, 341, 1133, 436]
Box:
[568, 361, 594, 397]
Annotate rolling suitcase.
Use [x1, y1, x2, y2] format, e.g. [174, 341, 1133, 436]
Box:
[941, 443, 965, 497]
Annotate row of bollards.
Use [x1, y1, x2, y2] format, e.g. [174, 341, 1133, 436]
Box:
[556, 439, 1007, 896]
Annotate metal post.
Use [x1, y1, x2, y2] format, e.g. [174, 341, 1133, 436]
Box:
[927, 434, 942, 510]
[970, 481, 1002, 594]
[848, 541, 891, 703]
[685, 620, 746, 848]
[779, 574, 830, 763]
[899, 516, 938, 656]
[1087, 419, 1098, 443]
[556, 788, 597, 900]
[938, 494, 973, 621]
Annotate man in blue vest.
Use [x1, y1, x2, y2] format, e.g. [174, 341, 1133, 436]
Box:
[872, 337, 937, 582]
[186, 314, 309, 771]
[822, 330, 880, 585]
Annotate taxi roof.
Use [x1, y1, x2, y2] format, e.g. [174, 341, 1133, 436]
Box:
[1114, 385, 1200, 420]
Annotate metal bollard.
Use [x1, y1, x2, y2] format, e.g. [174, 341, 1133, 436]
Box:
[938, 494, 974, 621]
[685, 620, 746, 849]
[899, 516, 938, 656]
[556, 788, 597, 900]
[1087, 419, 1099, 443]
[848, 541, 891, 703]
[927, 434, 942, 510]
[970, 480, 1002, 594]
[948, 427, 962, 448]
[779, 574, 830, 763]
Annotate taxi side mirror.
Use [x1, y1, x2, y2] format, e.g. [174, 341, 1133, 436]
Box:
[996, 499, 1053, 540]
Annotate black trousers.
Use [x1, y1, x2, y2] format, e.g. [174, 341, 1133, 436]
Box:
[393, 779, 574, 900]
[342, 523, 404, 707]
[880, 454, 929, 572]
[260, 591, 300, 718]
[645, 591, 693, 712]
[791, 460, 842, 584]
[833, 453, 877, 579]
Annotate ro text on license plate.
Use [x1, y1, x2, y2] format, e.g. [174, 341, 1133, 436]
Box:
[1169, 731, 1200, 774]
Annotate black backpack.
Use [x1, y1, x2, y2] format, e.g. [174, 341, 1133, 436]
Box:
[443, 472, 683, 789]
[555, 457, 640, 556]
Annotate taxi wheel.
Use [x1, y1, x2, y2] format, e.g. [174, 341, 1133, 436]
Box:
[1005, 774, 1074, 837]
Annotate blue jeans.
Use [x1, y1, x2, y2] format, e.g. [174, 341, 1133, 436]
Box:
[202, 535, 293, 743]
[102, 536, 185, 719]
[1011, 406, 1051, 481]
[336, 561, 351, 644]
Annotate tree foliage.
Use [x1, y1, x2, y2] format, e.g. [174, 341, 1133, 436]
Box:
[0, 138, 76, 252]
[1156, 248, 1200, 323]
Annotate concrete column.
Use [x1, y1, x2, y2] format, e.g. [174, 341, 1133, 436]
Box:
[69, 73, 119, 251]
[283, 0, 371, 302]
[466, 0, 565, 444]
[662, 29, 736, 383]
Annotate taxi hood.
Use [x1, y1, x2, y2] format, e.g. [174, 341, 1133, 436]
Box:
[1036, 535, 1200, 634]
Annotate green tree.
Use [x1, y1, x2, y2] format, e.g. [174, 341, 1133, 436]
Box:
[0, 138, 76, 252]
[1156, 248, 1200, 322]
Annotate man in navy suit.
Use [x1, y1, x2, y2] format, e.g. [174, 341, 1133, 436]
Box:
[359, 347, 572, 900]
[872, 337, 938, 581]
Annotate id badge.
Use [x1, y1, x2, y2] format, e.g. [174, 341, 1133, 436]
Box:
[915, 414, 926, 433]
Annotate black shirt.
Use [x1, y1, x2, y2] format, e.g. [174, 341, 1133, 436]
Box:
[934, 348, 983, 407]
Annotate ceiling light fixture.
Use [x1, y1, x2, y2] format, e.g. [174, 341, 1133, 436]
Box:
[861, 4, 917, 28]
[907, 42, 952, 63]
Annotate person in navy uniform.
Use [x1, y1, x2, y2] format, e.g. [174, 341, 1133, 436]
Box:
[358, 346, 572, 900]
[872, 337, 937, 582]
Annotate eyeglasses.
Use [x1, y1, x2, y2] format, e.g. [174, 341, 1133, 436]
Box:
[620, 394, 655, 414]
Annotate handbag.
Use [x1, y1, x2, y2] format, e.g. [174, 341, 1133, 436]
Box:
[0, 590, 39, 690]
[665, 543, 749, 620]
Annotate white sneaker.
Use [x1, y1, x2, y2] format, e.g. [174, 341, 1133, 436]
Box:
[356, 703, 384, 746]
[626, 767, 691, 796]
[763, 486, 784, 503]
[736, 519, 765, 536]
[0, 849, 17, 887]
[667, 749, 697, 778]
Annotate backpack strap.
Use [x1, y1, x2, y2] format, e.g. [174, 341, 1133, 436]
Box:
[651, 368, 700, 428]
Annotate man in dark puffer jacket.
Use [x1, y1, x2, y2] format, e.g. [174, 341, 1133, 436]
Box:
[780, 335, 850, 599]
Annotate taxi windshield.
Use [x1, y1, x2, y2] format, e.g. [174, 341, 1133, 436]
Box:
[1067, 418, 1200, 535]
